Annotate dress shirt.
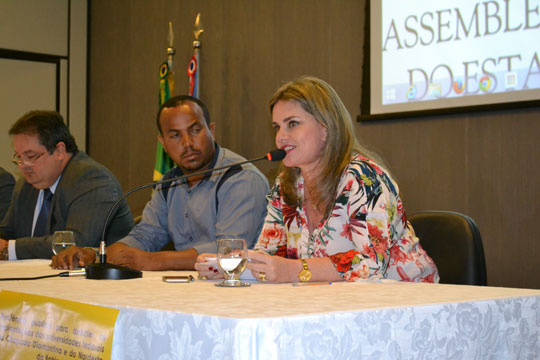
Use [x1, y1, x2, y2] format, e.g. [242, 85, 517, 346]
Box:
[8, 178, 60, 260]
[120, 146, 269, 254]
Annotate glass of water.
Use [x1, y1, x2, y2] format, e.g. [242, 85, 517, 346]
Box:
[215, 238, 250, 287]
[51, 231, 75, 255]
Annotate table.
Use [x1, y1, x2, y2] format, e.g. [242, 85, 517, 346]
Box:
[1, 260, 539, 359]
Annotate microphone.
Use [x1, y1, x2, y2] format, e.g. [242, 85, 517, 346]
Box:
[85, 148, 285, 280]
[265, 148, 286, 161]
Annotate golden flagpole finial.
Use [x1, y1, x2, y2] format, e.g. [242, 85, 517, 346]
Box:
[168, 22, 174, 50]
[166, 21, 175, 69]
[193, 13, 204, 44]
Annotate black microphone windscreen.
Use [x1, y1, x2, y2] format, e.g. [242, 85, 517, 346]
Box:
[266, 149, 286, 161]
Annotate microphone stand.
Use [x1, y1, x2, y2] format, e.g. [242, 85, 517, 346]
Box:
[85, 149, 285, 280]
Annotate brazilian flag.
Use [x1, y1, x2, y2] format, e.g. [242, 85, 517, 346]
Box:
[153, 62, 175, 181]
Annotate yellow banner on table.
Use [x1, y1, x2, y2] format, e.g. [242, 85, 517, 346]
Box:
[0, 290, 119, 360]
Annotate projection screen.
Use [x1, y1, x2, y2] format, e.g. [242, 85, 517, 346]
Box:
[365, 0, 540, 118]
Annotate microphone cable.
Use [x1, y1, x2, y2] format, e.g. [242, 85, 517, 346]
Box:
[0, 269, 86, 281]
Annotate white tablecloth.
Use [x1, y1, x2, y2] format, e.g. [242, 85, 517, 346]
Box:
[1, 260, 539, 359]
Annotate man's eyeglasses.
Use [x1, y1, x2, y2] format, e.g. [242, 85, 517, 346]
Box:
[11, 152, 47, 167]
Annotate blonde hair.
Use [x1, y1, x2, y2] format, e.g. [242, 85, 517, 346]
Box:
[269, 76, 378, 216]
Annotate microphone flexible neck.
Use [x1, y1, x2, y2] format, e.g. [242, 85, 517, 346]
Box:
[99, 150, 283, 252]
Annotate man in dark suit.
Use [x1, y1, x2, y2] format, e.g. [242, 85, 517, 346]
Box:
[0, 111, 134, 260]
[0, 167, 15, 221]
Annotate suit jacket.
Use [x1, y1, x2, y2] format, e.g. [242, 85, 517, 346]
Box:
[0, 167, 15, 222]
[0, 152, 134, 259]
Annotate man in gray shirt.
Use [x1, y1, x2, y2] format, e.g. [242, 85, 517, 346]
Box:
[52, 95, 269, 270]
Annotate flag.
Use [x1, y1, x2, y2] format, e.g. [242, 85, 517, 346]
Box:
[153, 61, 175, 181]
[187, 52, 199, 98]
[189, 13, 203, 98]
[153, 16, 202, 180]
[153, 22, 176, 181]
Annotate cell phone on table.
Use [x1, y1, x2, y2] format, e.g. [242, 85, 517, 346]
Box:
[162, 275, 195, 283]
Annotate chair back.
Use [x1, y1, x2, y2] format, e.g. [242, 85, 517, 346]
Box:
[408, 211, 487, 286]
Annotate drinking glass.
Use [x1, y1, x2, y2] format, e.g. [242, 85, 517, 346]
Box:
[215, 238, 250, 287]
[51, 231, 75, 255]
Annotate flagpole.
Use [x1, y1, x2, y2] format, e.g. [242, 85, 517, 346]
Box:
[188, 13, 204, 98]
[167, 21, 175, 77]
[153, 22, 176, 181]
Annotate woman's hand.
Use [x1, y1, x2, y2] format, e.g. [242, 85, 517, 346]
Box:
[194, 253, 223, 280]
[247, 250, 343, 283]
[246, 250, 300, 283]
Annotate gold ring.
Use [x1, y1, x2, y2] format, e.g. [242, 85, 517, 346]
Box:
[258, 272, 266, 282]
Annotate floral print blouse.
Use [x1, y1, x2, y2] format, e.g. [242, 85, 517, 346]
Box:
[255, 154, 439, 282]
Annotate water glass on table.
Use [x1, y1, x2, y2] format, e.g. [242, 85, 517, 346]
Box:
[215, 238, 250, 287]
[52, 231, 75, 255]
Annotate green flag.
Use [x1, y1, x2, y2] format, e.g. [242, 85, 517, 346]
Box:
[153, 51, 175, 180]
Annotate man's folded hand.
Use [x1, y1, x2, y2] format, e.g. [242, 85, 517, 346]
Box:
[51, 245, 96, 270]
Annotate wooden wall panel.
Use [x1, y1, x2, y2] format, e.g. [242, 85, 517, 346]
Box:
[88, 0, 540, 288]
[358, 115, 469, 211]
[467, 109, 540, 288]
[359, 108, 540, 289]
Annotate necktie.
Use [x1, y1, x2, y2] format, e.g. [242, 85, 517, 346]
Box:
[34, 189, 53, 237]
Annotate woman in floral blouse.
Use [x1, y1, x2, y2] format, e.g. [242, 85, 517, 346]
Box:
[196, 76, 438, 283]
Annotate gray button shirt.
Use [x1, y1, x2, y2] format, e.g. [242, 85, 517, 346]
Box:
[120, 146, 269, 254]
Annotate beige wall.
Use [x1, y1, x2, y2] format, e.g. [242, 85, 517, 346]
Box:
[0, 0, 87, 174]
[88, 0, 540, 289]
